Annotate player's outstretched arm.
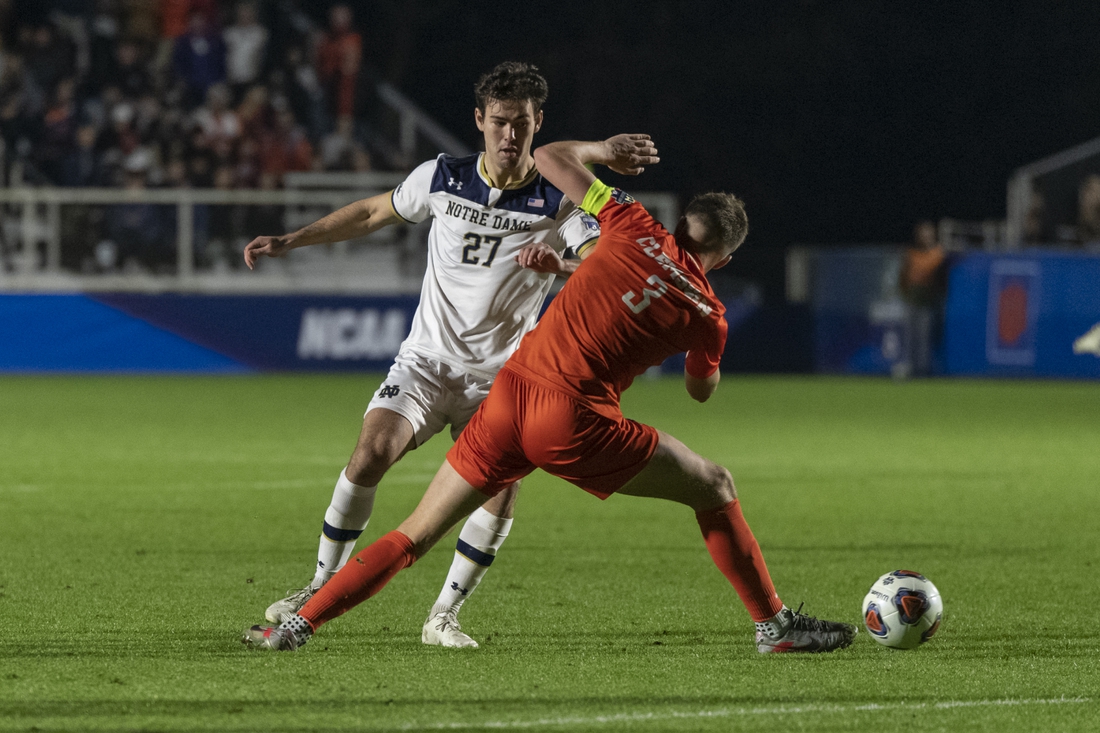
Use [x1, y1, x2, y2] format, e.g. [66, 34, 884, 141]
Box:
[533, 134, 659, 207]
[243, 191, 401, 269]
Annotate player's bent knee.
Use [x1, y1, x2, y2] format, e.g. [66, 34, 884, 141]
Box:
[348, 434, 408, 483]
[695, 463, 736, 510]
[712, 464, 737, 502]
[482, 481, 520, 518]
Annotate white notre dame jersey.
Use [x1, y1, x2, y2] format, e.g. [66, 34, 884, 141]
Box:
[390, 152, 600, 377]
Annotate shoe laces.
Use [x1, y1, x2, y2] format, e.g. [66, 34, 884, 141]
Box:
[432, 610, 461, 632]
[787, 602, 832, 633]
[283, 585, 317, 604]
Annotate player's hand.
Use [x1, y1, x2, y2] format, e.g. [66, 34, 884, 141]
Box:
[604, 134, 659, 176]
[515, 242, 566, 274]
[243, 235, 294, 269]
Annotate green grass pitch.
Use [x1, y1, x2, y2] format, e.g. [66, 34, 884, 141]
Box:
[1, 374, 1098, 732]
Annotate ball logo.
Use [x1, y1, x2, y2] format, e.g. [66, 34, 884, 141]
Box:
[921, 614, 942, 643]
[894, 589, 930, 625]
[864, 603, 889, 637]
[891, 569, 927, 580]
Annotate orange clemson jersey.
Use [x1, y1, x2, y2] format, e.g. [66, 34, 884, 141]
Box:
[504, 180, 728, 419]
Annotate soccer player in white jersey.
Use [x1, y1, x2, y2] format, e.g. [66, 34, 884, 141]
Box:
[242, 62, 599, 647]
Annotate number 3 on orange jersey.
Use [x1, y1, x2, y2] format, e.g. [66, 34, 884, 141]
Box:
[622, 274, 669, 314]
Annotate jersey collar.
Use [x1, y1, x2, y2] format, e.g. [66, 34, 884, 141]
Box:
[683, 247, 704, 273]
[478, 153, 538, 191]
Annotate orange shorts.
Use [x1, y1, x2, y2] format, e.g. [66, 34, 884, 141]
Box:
[447, 368, 659, 499]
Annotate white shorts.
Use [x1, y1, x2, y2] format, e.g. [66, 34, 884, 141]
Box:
[365, 349, 494, 446]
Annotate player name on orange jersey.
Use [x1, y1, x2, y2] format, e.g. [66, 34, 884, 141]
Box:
[633, 236, 712, 316]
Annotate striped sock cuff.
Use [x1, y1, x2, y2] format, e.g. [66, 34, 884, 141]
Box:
[322, 521, 365, 542]
[456, 538, 495, 567]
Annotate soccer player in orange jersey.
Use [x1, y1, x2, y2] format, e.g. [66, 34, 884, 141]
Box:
[243, 134, 857, 654]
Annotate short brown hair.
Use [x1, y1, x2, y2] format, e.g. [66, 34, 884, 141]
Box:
[684, 192, 748, 255]
[475, 62, 548, 113]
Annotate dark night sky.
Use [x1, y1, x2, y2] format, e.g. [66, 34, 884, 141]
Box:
[358, 0, 1100, 253]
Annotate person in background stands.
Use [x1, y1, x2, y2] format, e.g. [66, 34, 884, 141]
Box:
[899, 220, 948, 376]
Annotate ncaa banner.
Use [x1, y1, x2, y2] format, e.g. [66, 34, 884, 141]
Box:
[0, 292, 770, 374]
[0, 294, 420, 372]
[93, 293, 421, 371]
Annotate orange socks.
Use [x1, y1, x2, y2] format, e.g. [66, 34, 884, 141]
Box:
[298, 530, 417, 630]
[296, 505, 780, 633]
[695, 500, 784, 622]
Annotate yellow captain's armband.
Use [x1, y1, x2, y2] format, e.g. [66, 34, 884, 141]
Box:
[580, 179, 614, 216]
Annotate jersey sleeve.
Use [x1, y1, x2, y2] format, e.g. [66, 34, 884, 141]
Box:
[389, 157, 437, 224]
[579, 178, 650, 235]
[555, 198, 601, 257]
[684, 316, 728, 379]
[579, 179, 617, 217]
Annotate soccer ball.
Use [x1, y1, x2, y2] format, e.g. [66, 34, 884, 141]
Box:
[861, 570, 943, 649]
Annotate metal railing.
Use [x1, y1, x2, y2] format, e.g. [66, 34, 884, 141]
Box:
[1006, 133, 1100, 247]
[937, 218, 1006, 251]
[0, 185, 681, 294]
[0, 183, 427, 293]
[376, 82, 473, 161]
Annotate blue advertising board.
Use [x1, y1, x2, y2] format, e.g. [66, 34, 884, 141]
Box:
[944, 252, 1100, 378]
[809, 247, 1100, 379]
[0, 291, 773, 374]
[0, 293, 420, 373]
[810, 247, 913, 375]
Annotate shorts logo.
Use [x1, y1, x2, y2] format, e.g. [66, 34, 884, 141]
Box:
[611, 188, 635, 205]
[378, 384, 401, 398]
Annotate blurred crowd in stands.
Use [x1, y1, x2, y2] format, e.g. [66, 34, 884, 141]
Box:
[0, 0, 387, 191]
[1021, 173, 1100, 249]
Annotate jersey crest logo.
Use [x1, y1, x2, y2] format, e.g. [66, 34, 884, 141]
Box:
[448, 177, 463, 190]
[378, 384, 401, 398]
[611, 188, 635, 205]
